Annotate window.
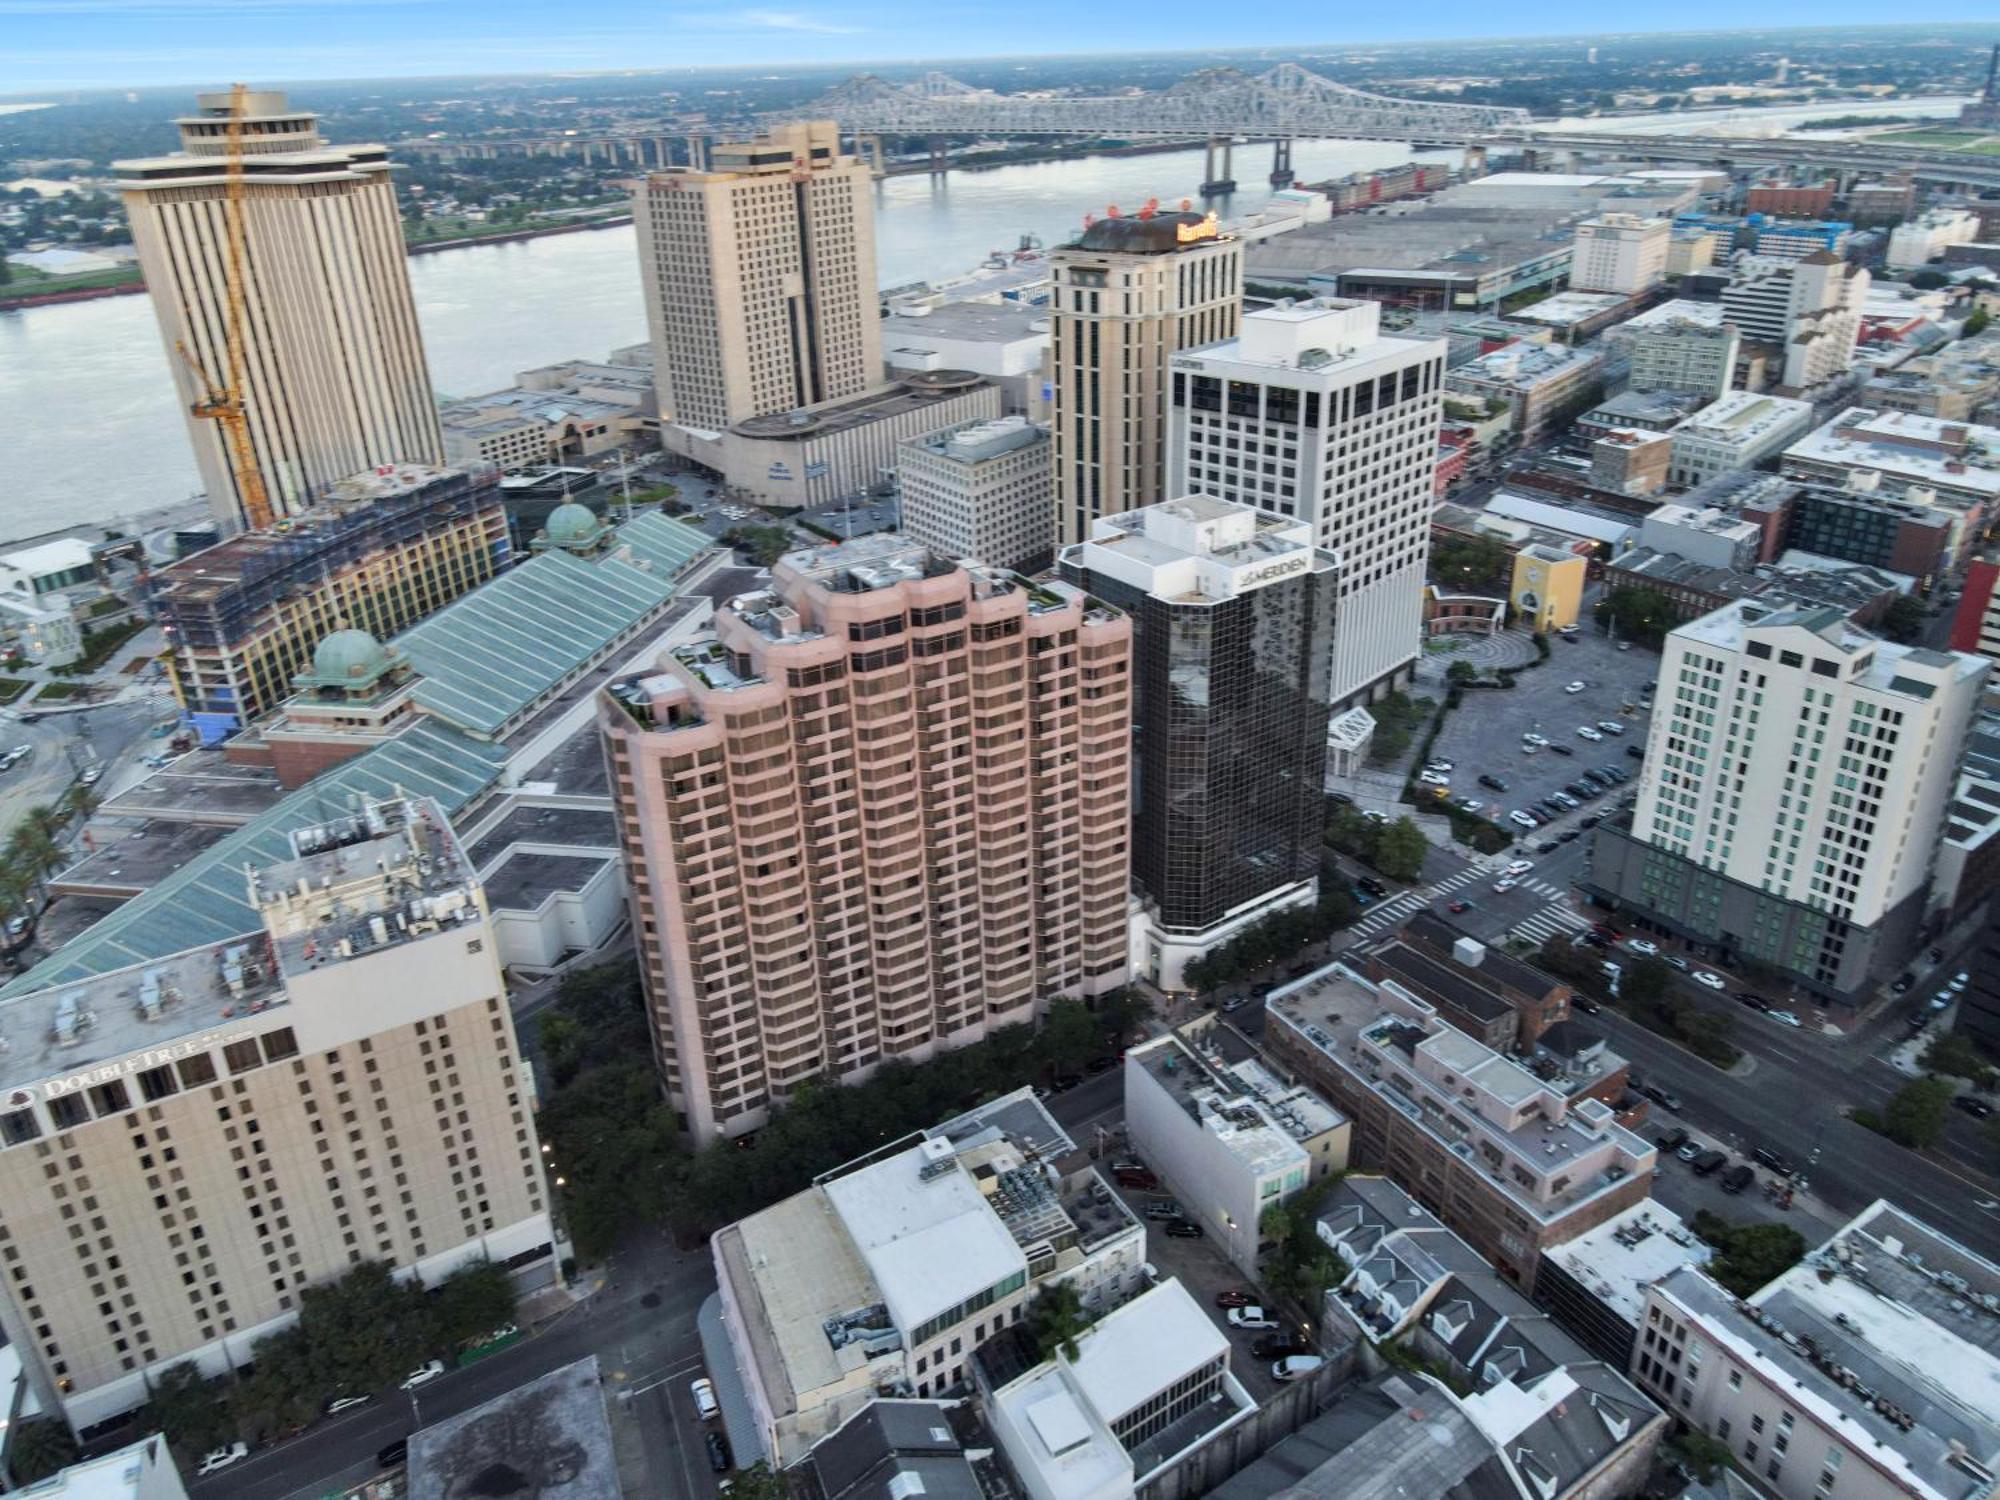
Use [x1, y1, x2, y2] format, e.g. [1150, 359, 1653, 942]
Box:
[89, 1081, 131, 1118]
[49, 1095, 88, 1130]
[223, 1039, 263, 1075]
[177, 1054, 218, 1089]
[260, 1029, 299, 1064]
[0, 1109, 39, 1146]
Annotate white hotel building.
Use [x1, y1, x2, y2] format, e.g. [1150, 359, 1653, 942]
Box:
[1169, 299, 1446, 707]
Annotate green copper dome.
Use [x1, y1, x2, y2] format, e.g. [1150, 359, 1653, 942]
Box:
[311, 627, 392, 684]
[543, 501, 601, 545]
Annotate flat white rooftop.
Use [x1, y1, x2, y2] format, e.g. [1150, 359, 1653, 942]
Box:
[1067, 1278, 1227, 1428]
[1542, 1202, 1712, 1324]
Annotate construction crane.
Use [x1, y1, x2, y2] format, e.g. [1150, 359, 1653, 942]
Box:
[175, 82, 274, 533]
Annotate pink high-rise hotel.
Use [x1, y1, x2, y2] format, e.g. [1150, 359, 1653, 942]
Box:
[600, 535, 1134, 1139]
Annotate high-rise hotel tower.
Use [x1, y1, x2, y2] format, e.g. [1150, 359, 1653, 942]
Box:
[117, 91, 444, 531]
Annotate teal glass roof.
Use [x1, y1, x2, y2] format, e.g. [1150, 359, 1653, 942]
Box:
[613, 512, 714, 576]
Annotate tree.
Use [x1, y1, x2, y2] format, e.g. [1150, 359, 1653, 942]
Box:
[539, 1011, 586, 1089]
[1445, 659, 1480, 685]
[1621, 956, 1672, 1009]
[1908, 269, 1948, 290]
[295, 1261, 437, 1396]
[723, 525, 794, 567]
[1670, 1429, 1736, 1483]
[1879, 594, 1927, 644]
[1879, 1074, 1955, 1149]
[1965, 306, 1992, 338]
[229, 1328, 321, 1443]
[1431, 535, 1510, 592]
[539, 1057, 681, 1260]
[141, 1362, 235, 1458]
[5, 1417, 77, 1484]
[1373, 817, 1429, 881]
[1025, 1280, 1092, 1362]
[1038, 999, 1102, 1073]
[720, 1462, 791, 1500]
[1691, 1212, 1806, 1296]
[1594, 586, 1677, 648]
[432, 1260, 520, 1348]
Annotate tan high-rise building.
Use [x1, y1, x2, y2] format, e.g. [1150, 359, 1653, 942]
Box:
[1050, 211, 1242, 547]
[634, 121, 882, 434]
[600, 536, 1133, 1139]
[117, 91, 444, 532]
[0, 797, 554, 1433]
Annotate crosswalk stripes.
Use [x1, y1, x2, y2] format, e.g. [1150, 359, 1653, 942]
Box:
[1506, 903, 1592, 948]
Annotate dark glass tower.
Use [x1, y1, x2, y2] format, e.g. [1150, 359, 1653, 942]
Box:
[1062, 497, 1337, 969]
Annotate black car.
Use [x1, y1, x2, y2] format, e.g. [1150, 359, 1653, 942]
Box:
[1691, 1149, 1728, 1176]
[1580, 814, 1601, 829]
[1656, 1126, 1689, 1152]
[1719, 1164, 1755, 1194]
[1626, 745, 1644, 760]
[1253, 1335, 1313, 1359]
[706, 1431, 733, 1473]
[1549, 743, 1574, 757]
[1479, 774, 1508, 792]
[1358, 877, 1389, 898]
[1734, 992, 1770, 1012]
[1537, 841, 1559, 854]
[1573, 995, 1601, 1014]
[1953, 1095, 1996, 1119]
[1752, 1146, 1795, 1176]
[377, 1439, 409, 1471]
[1165, 1219, 1205, 1238]
[1559, 829, 1581, 843]
[1641, 1083, 1683, 1112]
[1327, 790, 1356, 805]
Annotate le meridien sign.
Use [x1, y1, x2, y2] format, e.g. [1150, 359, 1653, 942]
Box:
[36, 1029, 257, 1102]
[1237, 554, 1311, 591]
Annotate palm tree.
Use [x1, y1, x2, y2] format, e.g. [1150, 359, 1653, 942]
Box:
[1025, 1281, 1092, 1363]
[5, 1417, 78, 1484]
[61, 781, 100, 825]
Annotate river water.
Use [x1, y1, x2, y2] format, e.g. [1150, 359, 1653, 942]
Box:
[0, 95, 1970, 543]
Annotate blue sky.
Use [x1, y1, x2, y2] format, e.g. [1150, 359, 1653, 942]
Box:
[6, 0, 1999, 94]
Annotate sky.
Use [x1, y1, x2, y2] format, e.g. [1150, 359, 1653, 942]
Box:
[7, 0, 1999, 94]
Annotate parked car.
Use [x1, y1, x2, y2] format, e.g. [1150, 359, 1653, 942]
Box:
[1719, 1164, 1755, 1194]
[1143, 1199, 1184, 1221]
[1573, 994, 1602, 1015]
[1221, 996, 1250, 1014]
[400, 1360, 445, 1390]
[1522, 733, 1549, 747]
[325, 1394, 372, 1415]
[1692, 971, 1727, 992]
[1479, 774, 1509, 792]
[1642, 1083, 1683, 1112]
[1675, 1140, 1703, 1163]
[1769, 1010, 1803, 1028]
[1664, 956, 1690, 972]
[197, 1444, 249, 1477]
[1115, 1168, 1160, 1191]
[1655, 1126, 1689, 1152]
[1227, 1306, 1278, 1330]
[1564, 681, 1587, 695]
[1425, 760, 1453, 774]
[1214, 1289, 1259, 1309]
[706, 1430, 733, 1473]
[1577, 726, 1604, 742]
[1626, 745, 1644, 760]
[80, 766, 102, 786]
[691, 1377, 720, 1421]
[1596, 719, 1626, 736]
[1419, 770, 1450, 788]
[1625, 938, 1659, 957]
[1753, 1147, 1795, 1176]
[1536, 841, 1558, 854]
[1254, 1335, 1314, 1360]
[1952, 1095, 1995, 1119]
[1734, 992, 1770, 1012]
[1548, 743, 1574, 757]
[1164, 1219, 1204, 1238]
[1272, 1356, 1327, 1382]
[1949, 971, 1970, 993]
[1580, 814, 1601, 829]
[1691, 1149, 1728, 1177]
[1509, 810, 1537, 829]
[377, 1439, 409, 1470]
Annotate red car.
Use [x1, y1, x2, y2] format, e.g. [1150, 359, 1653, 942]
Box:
[1213, 1290, 1258, 1309]
[1114, 1168, 1159, 1191]
[1447, 900, 1473, 914]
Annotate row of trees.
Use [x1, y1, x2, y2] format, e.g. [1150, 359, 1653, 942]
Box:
[1180, 886, 1356, 995]
[1325, 804, 1429, 881]
[1259, 1175, 1350, 1311]
[1534, 942, 1741, 1066]
[1857, 1075, 1958, 1150]
[536, 963, 1150, 1258]
[0, 788, 98, 938]
[134, 1260, 516, 1461]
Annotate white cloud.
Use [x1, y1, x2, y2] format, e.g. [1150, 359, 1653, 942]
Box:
[677, 7, 862, 33]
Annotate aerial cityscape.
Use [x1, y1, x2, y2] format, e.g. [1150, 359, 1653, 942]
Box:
[5, 16, 2000, 1500]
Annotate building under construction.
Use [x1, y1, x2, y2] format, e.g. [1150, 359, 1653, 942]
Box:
[150, 465, 508, 735]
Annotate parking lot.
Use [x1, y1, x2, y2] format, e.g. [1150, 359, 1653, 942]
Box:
[1425, 622, 1660, 846]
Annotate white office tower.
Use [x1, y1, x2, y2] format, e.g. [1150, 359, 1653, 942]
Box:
[896, 415, 1053, 572]
[1050, 210, 1242, 547]
[1719, 252, 1868, 392]
[117, 90, 445, 531]
[634, 121, 882, 433]
[1569, 213, 1670, 294]
[1169, 298, 1446, 707]
[1590, 602, 1985, 1000]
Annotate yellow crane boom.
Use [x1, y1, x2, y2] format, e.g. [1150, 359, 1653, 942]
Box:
[175, 82, 273, 533]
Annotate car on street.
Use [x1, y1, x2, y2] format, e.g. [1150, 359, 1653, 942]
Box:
[1891, 974, 1915, 995]
[1769, 1010, 1803, 1028]
[1115, 1168, 1160, 1190]
[1214, 1290, 1259, 1308]
[1573, 995, 1601, 1014]
[1493, 877, 1519, 893]
[1143, 1200, 1184, 1221]
[1479, 774, 1509, 792]
[1949, 971, 1970, 993]
[1447, 900, 1474, 914]
[1577, 726, 1604, 742]
[377, 1439, 409, 1470]
[1164, 1219, 1204, 1238]
[1642, 1083, 1683, 1111]
[1596, 720, 1626, 736]
[1664, 956, 1689, 972]
[1272, 1355, 1327, 1381]
[1953, 1095, 1995, 1119]
[1692, 971, 1727, 992]
[400, 1361, 445, 1390]
[1509, 810, 1537, 829]
[1361, 810, 1388, 825]
[1691, 1149, 1728, 1176]
[1505, 860, 1534, 876]
[325, 1394, 372, 1415]
[1565, 681, 1587, 694]
[1537, 841, 1558, 854]
[80, 766, 102, 786]
[1735, 992, 1770, 1011]
[1753, 1147, 1795, 1176]
[1419, 771, 1450, 787]
[691, 1377, 720, 1421]
[1580, 814, 1601, 828]
[1228, 1306, 1279, 1330]
[198, 1445, 249, 1477]
[1674, 1140, 1703, 1162]
[1558, 829, 1581, 843]
[1626, 745, 1644, 760]
[1625, 938, 1659, 957]
[1254, 1335, 1314, 1359]
[1720, 1164, 1755, 1194]
[1522, 733, 1549, 747]
[706, 1430, 733, 1473]
[1221, 996, 1249, 1013]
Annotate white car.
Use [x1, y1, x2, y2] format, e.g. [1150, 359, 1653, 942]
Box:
[1493, 877, 1519, 893]
[691, 1376, 720, 1421]
[1425, 760, 1453, 774]
[1504, 859, 1534, 876]
[1272, 1355, 1326, 1381]
[197, 1444, 248, 1477]
[1508, 810, 1538, 829]
[1576, 726, 1605, 742]
[1227, 1306, 1278, 1330]
[1418, 771, 1450, 787]
[1596, 720, 1626, 736]
[1769, 1010, 1803, 1028]
[1360, 810, 1388, 825]
[325, 1394, 371, 1415]
[1564, 681, 1587, 695]
[1949, 971, 1970, 993]
[1522, 733, 1549, 747]
[1625, 938, 1659, 957]
[400, 1360, 445, 1391]
[1692, 971, 1727, 992]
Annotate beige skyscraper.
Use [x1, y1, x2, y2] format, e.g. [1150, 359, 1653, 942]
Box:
[117, 90, 443, 531]
[634, 121, 883, 434]
[600, 535, 1133, 1140]
[1050, 210, 1242, 547]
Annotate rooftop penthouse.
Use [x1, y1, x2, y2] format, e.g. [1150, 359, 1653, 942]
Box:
[1066, 496, 1330, 606]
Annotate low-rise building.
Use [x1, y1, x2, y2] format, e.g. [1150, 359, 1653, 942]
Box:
[0, 590, 82, 666]
[979, 1276, 1256, 1500]
[1668, 390, 1816, 488]
[802, 1400, 986, 1500]
[0, 538, 99, 603]
[1574, 387, 1711, 439]
[1483, 491, 1639, 557]
[1590, 430, 1673, 497]
[1533, 1201, 1712, 1367]
[1780, 476, 1958, 582]
[1783, 407, 2000, 519]
[1123, 1033, 1347, 1273]
[880, 298, 1051, 421]
[1861, 328, 2000, 420]
[9, 1434, 187, 1500]
[896, 415, 1052, 571]
[1634, 1201, 1998, 1500]
[1264, 963, 1655, 1292]
[710, 1091, 1146, 1467]
[1444, 343, 1605, 442]
[1603, 548, 1902, 628]
[1746, 180, 1836, 219]
[1626, 311, 1741, 401]
[1377, 911, 1575, 1046]
[1640, 503, 1763, 571]
[1674, 211, 1852, 262]
[439, 354, 653, 471]
[1509, 543, 1590, 632]
[1846, 179, 1916, 227]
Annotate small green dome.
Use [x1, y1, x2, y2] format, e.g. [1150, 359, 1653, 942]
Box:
[544, 501, 601, 545]
[312, 627, 391, 683]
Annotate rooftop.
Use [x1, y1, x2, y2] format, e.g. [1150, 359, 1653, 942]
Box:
[805, 1399, 983, 1500]
[881, 298, 1047, 347]
[479, 850, 612, 912]
[1784, 406, 2000, 499]
[1448, 341, 1604, 391]
[1067, 1278, 1228, 1434]
[1483, 492, 1636, 547]
[901, 413, 1045, 465]
[1675, 599, 1987, 696]
[406, 1356, 618, 1500]
[1068, 496, 1331, 606]
[1580, 389, 1711, 428]
[10, 1435, 179, 1499]
[0, 537, 95, 576]
[1067, 209, 1230, 256]
[1676, 389, 1814, 440]
[1130, 1034, 1312, 1177]
[728, 373, 991, 441]
[1620, 298, 1730, 332]
[1176, 296, 1442, 378]
[1508, 290, 1627, 329]
[1541, 1203, 1713, 1325]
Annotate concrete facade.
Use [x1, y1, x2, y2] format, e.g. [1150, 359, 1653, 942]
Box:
[1668, 391, 1815, 489]
[897, 415, 1053, 572]
[1568, 213, 1668, 295]
[117, 91, 444, 531]
[602, 537, 1133, 1140]
[1626, 316, 1740, 402]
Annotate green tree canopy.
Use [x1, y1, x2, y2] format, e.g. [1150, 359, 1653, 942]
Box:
[1878, 594, 1928, 644]
[1691, 1212, 1807, 1297]
[294, 1260, 436, 1396]
[1373, 817, 1429, 881]
[1025, 1280, 1093, 1363]
[4, 1417, 77, 1484]
[141, 1363, 235, 1459]
[1431, 535, 1511, 592]
[432, 1260, 520, 1348]
[1879, 1075, 1955, 1149]
[230, 1328, 321, 1444]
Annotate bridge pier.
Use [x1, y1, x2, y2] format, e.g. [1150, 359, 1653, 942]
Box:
[1201, 136, 1237, 196]
[1462, 144, 1488, 178]
[858, 134, 886, 179]
[686, 134, 710, 172]
[928, 135, 948, 174]
[1269, 139, 1294, 188]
